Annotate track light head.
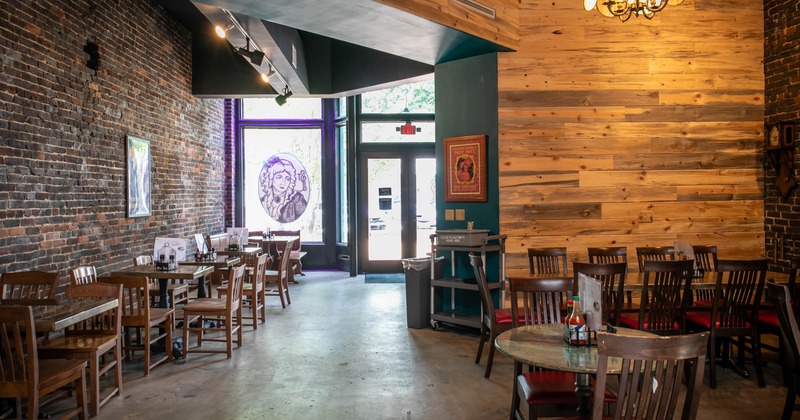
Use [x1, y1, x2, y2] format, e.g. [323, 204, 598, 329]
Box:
[275, 86, 293, 106]
[234, 37, 264, 66]
[215, 22, 234, 38]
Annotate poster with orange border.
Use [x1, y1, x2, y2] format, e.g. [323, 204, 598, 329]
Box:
[444, 135, 487, 202]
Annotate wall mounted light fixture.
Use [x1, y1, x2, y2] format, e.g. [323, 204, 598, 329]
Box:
[584, 0, 683, 22]
[275, 86, 293, 106]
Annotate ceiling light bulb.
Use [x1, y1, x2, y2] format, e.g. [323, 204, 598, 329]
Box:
[215, 23, 234, 38]
[261, 73, 270, 83]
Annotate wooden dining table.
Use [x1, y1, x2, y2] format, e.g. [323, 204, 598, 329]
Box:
[111, 264, 214, 308]
[0, 297, 119, 332]
[495, 323, 654, 416]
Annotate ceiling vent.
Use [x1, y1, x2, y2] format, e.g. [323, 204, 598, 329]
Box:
[451, 0, 496, 19]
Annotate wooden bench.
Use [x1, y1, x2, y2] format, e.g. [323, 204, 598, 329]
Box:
[270, 230, 306, 283]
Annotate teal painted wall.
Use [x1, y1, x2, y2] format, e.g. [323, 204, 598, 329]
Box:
[435, 53, 500, 314]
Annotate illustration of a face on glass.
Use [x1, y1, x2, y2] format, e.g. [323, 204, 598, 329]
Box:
[258, 153, 309, 223]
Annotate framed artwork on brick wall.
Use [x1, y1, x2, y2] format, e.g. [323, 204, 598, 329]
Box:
[126, 135, 152, 217]
[444, 134, 487, 202]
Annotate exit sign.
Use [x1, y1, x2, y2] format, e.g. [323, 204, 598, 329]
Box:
[397, 123, 420, 135]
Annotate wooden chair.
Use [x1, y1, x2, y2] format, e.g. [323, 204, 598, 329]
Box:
[99, 276, 173, 376]
[618, 260, 693, 336]
[0, 305, 89, 420]
[686, 259, 767, 389]
[766, 281, 800, 420]
[470, 254, 518, 379]
[218, 253, 268, 329]
[70, 266, 98, 286]
[591, 332, 708, 420]
[270, 230, 306, 278]
[587, 246, 628, 265]
[0, 271, 59, 300]
[526, 247, 568, 276]
[507, 275, 595, 420]
[572, 262, 628, 325]
[759, 258, 800, 385]
[38, 282, 123, 417]
[182, 265, 245, 359]
[692, 245, 719, 307]
[588, 247, 634, 305]
[265, 241, 293, 308]
[635, 246, 675, 271]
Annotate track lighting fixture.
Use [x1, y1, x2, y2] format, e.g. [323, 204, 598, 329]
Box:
[234, 37, 264, 66]
[275, 86, 293, 106]
[215, 22, 234, 38]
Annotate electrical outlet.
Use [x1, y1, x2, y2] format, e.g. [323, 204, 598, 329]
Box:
[637, 211, 653, 223]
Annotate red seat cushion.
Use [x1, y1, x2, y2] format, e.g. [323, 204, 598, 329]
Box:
[617, 313, 678, 331]
[757, 311, 780, 328]
[495, 308, 525, 325]
[518, 371, 616, 404]
[693, 299, 724, 308]
[685, 312, 750, 328]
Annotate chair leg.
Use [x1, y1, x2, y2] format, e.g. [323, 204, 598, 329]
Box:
[144, 325, 151, 376]
[226, 314, 233, 358]
[510, 363, 522, 420]
[484, 329, 498, 378]
[752, 333, 765, 388]
[475, 326, 487, 364]
[182, 312, 190, 361]
[89, 355, 100, 417]
[709, 336, 718, 389]
[260, 289, 267, 323]
[76, 369, 88, 420]
[284, 279, 291, 305]
[783, 382, 797, 420]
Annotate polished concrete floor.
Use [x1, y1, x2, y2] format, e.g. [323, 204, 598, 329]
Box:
[53, 270, 795, 419]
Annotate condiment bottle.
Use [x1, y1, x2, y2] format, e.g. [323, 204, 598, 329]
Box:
[569, 296, 587, 345]
[565, 299, 574, 326]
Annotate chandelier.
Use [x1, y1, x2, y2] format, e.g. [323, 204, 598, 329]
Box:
[583, 0, 683, 22]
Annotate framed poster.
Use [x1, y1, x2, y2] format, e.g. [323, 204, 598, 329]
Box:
[126, 135, 152, 217]
[444, 134, 487, 202]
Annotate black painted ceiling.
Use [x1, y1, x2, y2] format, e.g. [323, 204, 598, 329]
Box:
[156, 0, 511, 97]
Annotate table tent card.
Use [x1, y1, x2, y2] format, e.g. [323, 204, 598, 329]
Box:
[194, 233, 208, 254]
[577, 272, 603, 331]
[153, 237, 187, 262]
[226, 227, 248, 249]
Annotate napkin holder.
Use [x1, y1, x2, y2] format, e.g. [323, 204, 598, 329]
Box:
[155, 260, 177, 272]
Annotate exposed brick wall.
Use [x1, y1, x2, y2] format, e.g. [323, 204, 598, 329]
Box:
[0, 0, 225, 291]
[764, 0, 800, 271]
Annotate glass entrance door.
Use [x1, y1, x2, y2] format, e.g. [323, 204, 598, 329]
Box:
[361, 152, 435, 273]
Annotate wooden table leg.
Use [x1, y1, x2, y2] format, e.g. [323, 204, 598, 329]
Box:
[575, 373, 592, 416]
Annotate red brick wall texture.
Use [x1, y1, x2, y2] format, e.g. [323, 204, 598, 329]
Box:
[764, 0, 800, 269]
[0, 0, 225, 291]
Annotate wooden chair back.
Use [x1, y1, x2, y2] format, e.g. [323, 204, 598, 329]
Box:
[526, 247, 568, 276]
[593, 332, 708, 420]
[713, 259, 768, 330]
[508, 276, 574, 327]
[70, 266, 98, 286]
[573, 262, 627, 326]
[0, 271, 59, 300]
[636, 246, 675, 272]
[470, 254, 497, 327]
[640, 260, 694, 335]
[766, 281, 800, 419]
[252, 253, 269, 287]
[692, 245, 718, 272]
[65, 282, 123, 337]
[134, 255, 153, 266]
[227, 265, 246, 314]
[277, 240, 294, 279]
[587, 247, 628, 264]
[98, 276, 151, 326]
[0, 305, 39, 405]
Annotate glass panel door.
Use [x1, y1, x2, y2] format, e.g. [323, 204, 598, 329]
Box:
[361, 152, 435, 273]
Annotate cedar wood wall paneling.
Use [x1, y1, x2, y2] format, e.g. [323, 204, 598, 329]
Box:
[498, 0, 765, 271]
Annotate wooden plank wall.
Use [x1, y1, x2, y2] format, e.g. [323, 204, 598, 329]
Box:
[378, 0, 520, 50]
[498, 0, 766, 271]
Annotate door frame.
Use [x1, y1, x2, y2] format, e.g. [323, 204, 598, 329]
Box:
[358, 149, 434, 273]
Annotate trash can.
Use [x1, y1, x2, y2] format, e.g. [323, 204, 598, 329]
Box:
[402, 256, 444, 329]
